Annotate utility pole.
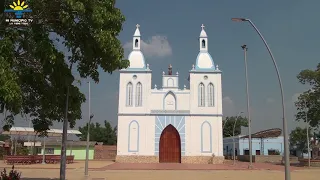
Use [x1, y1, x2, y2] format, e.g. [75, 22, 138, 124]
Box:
[241, 44, 253, 168]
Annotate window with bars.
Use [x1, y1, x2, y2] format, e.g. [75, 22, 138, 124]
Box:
[126, 82, 133, 106]
[208, 83, 214, 106]
[199, 83, 205, 107]
[135, 82, 142, 106]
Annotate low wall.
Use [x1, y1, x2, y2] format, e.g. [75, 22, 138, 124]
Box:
[238, 155, 282, 163]
[94, 145, 117, 160]
[116, 155, 224, 164]
[299, 159, 320, 167]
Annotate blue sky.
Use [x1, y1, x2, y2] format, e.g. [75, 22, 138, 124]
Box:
[9, 0, 320, 134]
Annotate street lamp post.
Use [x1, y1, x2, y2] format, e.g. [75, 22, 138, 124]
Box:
[85, 81, 93, 176]
[232, 18, 291, 180]
[233, 112, 244, 165]
[241, 44, 253, 168]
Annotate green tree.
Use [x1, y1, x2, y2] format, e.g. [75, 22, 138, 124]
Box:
[289, 127, 311, 157]
[222, 116, 248, 137]
[0, 0, 129, 133]
[294, 63, 320, 128]
[77, 120, 117, 145]
[0, 134, 10, 141]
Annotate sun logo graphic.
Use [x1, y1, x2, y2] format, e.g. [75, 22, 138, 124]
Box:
[4, 0, 32, 19]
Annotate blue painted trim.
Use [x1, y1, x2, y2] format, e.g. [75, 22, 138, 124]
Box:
[162, 91, 177, 110]
[195, 52, 215, 70]
[126, 82, 133, 107]
[135, 82, 142, 107]
[189, 70, 222, 73]
[128, 120, 140, 152]
[201, 121, 212, 153]
[198, 83, 205, 107]
[118, 113, 223, 116]
[208, 83, 214, 107]
[154, 116, 185, 156]
[152, 91, 189, 94]
[163, 75, 178, 77]
[167, 78, 174, 87]
[120, 70, 152, 73]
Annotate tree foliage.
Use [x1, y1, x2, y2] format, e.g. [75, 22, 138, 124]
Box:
[0, 134, 10, 141]
[77, 120, 117, 145]
[295, 63, 320, 128]
[222, 116, 248, 137]
[0, 0, 128, 133]
[289, 127, 312, 156]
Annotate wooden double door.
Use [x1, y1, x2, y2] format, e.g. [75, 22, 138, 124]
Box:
[159, 125, 181, 163]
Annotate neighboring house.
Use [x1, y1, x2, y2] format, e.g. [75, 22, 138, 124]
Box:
[223, 129, 284, 156]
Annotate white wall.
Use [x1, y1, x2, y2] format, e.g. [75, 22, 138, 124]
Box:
[185, 116, 223, 156]
[118, 72, 152, 114]
[117, 116, 155, 155]
[150, 89, 190, 111]
[189, 73, 222, 115]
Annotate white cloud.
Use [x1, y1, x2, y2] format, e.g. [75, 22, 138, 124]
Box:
[222, 96, 236, 116]
[124, 35, 172, 58]
[266, 98, 275, 103]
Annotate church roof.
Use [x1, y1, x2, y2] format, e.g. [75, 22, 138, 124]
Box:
[128, 51, 146, 69]
[195, 52, 215, 70]
[200, 24, 207, 37]
[195, 24, 216, 71]
[134, 24, 141, 37]
[127, 24, 146, 70]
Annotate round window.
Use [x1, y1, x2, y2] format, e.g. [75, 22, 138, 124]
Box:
[133, 75, 137, 79]
[204, 75, 208, 80]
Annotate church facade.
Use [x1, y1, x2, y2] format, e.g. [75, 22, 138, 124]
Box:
[116, 24, 224, 164]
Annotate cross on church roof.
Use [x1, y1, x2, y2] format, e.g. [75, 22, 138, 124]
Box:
[201, 24, 205, 30]
[136, 24, 140, 28]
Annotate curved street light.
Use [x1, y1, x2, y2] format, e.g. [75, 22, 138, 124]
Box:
[232, 18, 291, 180]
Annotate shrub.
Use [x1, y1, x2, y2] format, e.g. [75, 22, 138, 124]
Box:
[0, 166, 21, 180]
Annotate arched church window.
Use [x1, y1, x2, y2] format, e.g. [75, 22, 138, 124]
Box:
[202, 39, 206, 48]
[136, 82, 142, 106]
[199, 83, 205, 107]
[135, 39, 139, 48]
[126, 82, 133, 106]
[208, 83, 214, 107]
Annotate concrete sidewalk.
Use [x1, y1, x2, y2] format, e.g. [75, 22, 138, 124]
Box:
[0, 160, 113, 170]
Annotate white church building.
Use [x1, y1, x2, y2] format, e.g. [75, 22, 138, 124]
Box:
[116, 24, 224, 164]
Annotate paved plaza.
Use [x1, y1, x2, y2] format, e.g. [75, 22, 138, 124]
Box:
[0, 161, 318, 180]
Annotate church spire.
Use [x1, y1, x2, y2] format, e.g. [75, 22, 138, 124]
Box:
[133, 24, 141, 50]
[199, 24, 208, 52]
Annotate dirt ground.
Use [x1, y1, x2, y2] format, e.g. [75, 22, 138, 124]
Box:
[0, 161, 318, 180]
[17, 169, 320, 180]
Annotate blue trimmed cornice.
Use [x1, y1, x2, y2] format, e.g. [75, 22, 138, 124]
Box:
[118, 112, 223, 116]
[120, 69, 152, 73]
[189, 70, 222, 74]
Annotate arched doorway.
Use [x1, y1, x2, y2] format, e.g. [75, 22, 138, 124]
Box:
[159, 124, 181, 163]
